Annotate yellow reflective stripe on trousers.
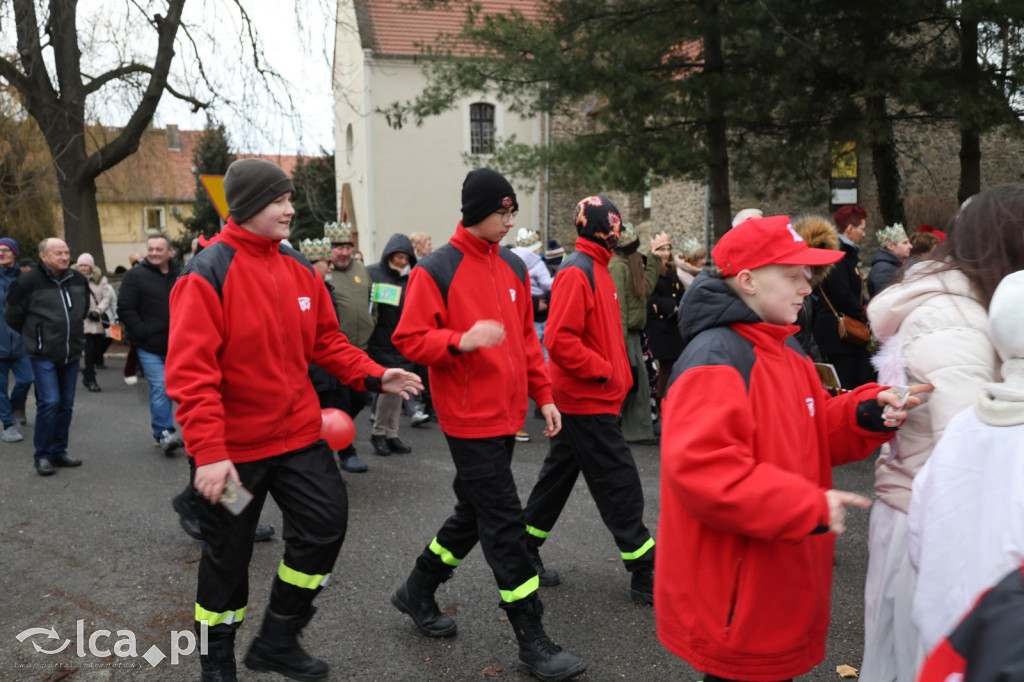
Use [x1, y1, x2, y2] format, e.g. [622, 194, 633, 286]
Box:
[525, 525, 550, 539]
[499, 575, 539, 603]
[621, 537, 655, 561]
[428, 537, 462, 567]
[195, 604, 247, 627]
[277, 560, 330, 590]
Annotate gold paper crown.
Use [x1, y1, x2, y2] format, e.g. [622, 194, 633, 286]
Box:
[324, 221, 354, 244]
[649, 231, 671, 251]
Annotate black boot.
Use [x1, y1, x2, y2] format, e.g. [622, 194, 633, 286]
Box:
[200, 635, 237, 682]
[370, 434, 391, 457]
[505, 597, 584, 681]
[527, 544, 560, 587]
[172, 486, 203, 540]
[244, 607, 328, 681]
[390, 567, 457, 637]
[629, 567, 654, 606]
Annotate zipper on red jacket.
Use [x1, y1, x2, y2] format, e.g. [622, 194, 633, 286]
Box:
[724, 554, 744, 641]
[488, 247, 517, 404]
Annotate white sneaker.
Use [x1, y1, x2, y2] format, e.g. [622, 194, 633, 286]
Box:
[159, 429, 183, 455]
[411, 410, 431, 427]
[515, 429, 530, 443]
[2, 424, 23, 442]
[124, 375, 139, 386]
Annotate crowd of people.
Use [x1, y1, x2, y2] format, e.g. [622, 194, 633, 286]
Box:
[5, 158, 1023, 682]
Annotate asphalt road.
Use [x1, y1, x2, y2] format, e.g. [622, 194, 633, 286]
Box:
[0, 361, 877, 681]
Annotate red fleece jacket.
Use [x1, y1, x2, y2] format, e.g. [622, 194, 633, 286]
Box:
[166, 220, 385, 467]
[656, 321, 891, 681]
[544, 237, 631, 415]
[392, 222, 552, 439]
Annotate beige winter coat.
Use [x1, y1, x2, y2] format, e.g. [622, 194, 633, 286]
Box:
[866, 262, 1000, 513]
[84, 272, 111, 336]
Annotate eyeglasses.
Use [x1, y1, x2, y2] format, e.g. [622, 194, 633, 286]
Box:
[0, 247, 13, 254]
[494, 209, 518, 224]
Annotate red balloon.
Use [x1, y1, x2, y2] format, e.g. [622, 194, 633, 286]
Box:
[320, 408, 355, 450]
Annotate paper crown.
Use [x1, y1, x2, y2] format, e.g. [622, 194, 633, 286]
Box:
[618, 222, 638, 247]
[299, 237, 332, 261]
[649, 231, 671, 251]
[324, 221, 354, 244]
[515, 228, 540, 249]
[679, 236, 702, 254]
[878, 223, 907, 247]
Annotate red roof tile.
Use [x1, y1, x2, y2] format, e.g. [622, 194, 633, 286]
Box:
[93, 127, 310, 204]
[359, 0, 544, 57]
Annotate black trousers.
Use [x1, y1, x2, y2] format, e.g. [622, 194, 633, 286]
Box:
[417, 434, 537, 602]
[194, 442, 347, 639]
[523, 412, 654, 571]
[82, 333, 105, 382]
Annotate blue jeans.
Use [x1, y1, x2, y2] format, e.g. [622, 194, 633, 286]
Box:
[31, 357, 79, 461]
[136, 348, 175, 439]
[0, 355, 33, 426]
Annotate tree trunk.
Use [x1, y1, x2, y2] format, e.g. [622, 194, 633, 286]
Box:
[865, 94, 906, 227]
[57, 175, 105, 263]
[958, 16, 981, 203]
[5, 0, 191, 272]
[701, 6, 732, 241]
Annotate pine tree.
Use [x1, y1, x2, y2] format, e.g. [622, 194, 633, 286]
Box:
[289, 151, 337, 242]
[178, 120, 235, 255]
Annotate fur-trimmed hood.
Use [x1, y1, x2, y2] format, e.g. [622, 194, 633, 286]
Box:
[792, 215, 840, 287]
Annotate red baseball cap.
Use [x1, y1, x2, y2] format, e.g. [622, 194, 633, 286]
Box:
[713, 215, 843, 277]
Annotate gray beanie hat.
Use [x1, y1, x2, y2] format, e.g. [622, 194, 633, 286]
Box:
[223, 158, 295, 224]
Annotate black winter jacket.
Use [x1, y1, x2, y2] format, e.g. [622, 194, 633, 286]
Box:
[117, 259, 181, 356]
[811, 240, 869, 356]
[367, 233, 416, 368]
[646, 269, 685, 361]
[4, 263, 89, 363]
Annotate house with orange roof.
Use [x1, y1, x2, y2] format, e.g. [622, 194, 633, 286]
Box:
[85, 125, 302, 269]
[334, 0, 547, 259]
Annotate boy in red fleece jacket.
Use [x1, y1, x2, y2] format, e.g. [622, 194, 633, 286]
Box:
[522, 196, 658, 605]
[390, 168, 582, 682]
[656, 215, 929, 682]
[166, 158, 421, 682]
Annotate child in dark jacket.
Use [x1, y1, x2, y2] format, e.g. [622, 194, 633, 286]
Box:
[656, 215, 929, 682]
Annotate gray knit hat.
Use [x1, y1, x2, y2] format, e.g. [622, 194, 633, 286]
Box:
[223, 158, 295, 224]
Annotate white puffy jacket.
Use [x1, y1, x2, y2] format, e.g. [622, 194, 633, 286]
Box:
[866, 261, 1000, 513]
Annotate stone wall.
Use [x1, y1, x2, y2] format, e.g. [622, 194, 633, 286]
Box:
[540, 113, 1023, 261]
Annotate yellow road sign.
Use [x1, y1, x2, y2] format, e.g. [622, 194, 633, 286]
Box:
[200, 175, 229, 220]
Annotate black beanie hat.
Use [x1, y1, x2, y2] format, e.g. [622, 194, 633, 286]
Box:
[461, 168, 518, 227]
[223, 158, 295, 224]
[574, 195, 623, 251]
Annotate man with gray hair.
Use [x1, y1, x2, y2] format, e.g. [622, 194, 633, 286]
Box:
[4, 238, 89, 476]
